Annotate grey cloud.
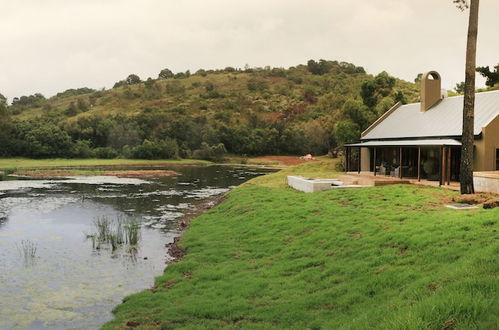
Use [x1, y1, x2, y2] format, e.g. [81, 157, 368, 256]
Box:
[0, 0, 497, 101]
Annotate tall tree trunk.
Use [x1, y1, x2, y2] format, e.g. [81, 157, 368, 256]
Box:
[460, 0, 479, 194]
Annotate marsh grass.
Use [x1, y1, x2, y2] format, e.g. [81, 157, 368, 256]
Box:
[16, 240, 38, 266]
[104, 159, 499, 329]
[124, 218, 140, 245]
[87, 216, 141, 251]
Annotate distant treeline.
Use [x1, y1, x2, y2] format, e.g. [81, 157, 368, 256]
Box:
[0, 60, 420, 160]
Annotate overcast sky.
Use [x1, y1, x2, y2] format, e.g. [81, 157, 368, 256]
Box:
[0, 0, 497, 101]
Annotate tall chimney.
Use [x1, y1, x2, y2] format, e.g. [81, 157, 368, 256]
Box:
[420, 71, 442, 112]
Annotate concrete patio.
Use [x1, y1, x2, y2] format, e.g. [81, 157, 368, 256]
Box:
[342, 172, 460, 191]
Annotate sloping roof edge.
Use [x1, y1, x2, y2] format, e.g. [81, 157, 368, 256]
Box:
[361, 102, 401, 138]
[481, 113, 499, 130]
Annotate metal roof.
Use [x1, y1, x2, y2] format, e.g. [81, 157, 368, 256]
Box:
[345, 139, 461, 147]
[362, 90, 499, 140]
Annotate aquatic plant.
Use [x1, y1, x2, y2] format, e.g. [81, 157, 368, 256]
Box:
[124, 218, 141, 245]
[114, 218, 125, 245]
[108, 233, 119, 251]
[16, 240, 38, 266]
[93, 217, 111, 242]
[86, 215, 141, 252]
[86, 234, 98, 249]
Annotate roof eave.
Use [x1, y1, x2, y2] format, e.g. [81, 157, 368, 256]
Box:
[361, 102, 401, 138]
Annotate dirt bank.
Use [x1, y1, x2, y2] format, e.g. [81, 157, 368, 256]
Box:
[165, 195, 226, 264]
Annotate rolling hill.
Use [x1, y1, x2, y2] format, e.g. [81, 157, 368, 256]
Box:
[0, 60, 420, 159]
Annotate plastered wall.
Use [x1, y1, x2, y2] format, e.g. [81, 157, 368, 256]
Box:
[474, 114, 499, 171]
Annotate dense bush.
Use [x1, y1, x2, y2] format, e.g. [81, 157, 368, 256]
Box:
[192, 143, 227, 161]
[94, 147, 118, 159]
[0, 60, 421, 159]
[132, 139, 179, 159]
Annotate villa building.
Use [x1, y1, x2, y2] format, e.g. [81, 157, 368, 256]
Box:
[345, 71, 499, 187]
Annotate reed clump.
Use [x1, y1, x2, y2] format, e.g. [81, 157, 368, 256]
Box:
[87, 216, 141, 251]
[16, 240, 38, 266]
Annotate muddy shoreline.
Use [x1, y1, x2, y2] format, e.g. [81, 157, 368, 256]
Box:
[166, 195, 226, 263]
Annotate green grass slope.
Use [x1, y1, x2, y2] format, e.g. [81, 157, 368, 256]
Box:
[104, 160, 498, 329]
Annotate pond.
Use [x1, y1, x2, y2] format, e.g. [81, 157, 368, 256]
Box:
[0, 165, 272, 329]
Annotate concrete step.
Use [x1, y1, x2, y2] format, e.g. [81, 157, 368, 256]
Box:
[339, 174, 410, 186]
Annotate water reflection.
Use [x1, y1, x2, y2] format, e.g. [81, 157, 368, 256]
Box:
[0, 165, 272, 329]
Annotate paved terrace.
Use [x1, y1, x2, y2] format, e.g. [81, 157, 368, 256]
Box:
[342, 172, 460, 191]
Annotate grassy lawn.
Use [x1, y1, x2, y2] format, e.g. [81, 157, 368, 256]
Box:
[104, 160, 498, 329]
[0, 158, 210, 171]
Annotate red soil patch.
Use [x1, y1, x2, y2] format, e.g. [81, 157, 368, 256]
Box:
[264, 113, 281, 122]
[251, 156, 307, 166]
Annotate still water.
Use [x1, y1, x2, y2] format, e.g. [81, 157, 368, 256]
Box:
[0, 165, 270, 329]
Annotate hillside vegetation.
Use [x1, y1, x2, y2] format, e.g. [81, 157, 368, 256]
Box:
[103, 160, 498, 329]
[0, 60, 419, 160]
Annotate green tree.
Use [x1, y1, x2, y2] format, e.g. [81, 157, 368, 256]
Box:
[375, 96, 396, 116]
[77, 98, 89, 111]
[360, 80, 377, 107]
[335, 121, 360, 147]
[133, 139, 179, 159]
[302, 119, 331, 155]
[0, 93, 7, 109]
[361, 72, 396, 107]
[193, 142, 227, 161]
[454, 81, 465, 94]
[307, 59, 333, 75]
[195, 69, 207, 77]
[0, 93, 11, 156]
[476, 64, 499, 87]
[113, 80, 126, 88]
[126, 74, 141, 85]
[342, 99, 372, 130]
[158, 68, 174, 79]
[66, 102, 79, 116]
[394, 91, 407, 105]
[23, 122, 74, 158]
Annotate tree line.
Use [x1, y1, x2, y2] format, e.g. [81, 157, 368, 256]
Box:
[0, 60, 423, 160]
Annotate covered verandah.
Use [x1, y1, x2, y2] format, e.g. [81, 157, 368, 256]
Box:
[344, 139, 462, 187]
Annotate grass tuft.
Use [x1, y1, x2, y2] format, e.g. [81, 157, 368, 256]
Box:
[16, 240, 38, 266]
[87, 216, 141, 251]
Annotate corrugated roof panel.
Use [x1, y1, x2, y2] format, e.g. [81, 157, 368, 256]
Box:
[362, 90, 499, 140]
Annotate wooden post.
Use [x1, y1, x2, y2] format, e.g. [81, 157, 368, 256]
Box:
[417, 147, 421, 181]
[358, 147, 361, 174]
[373, 147, 377, 176]
[346, 147, 349, 172]
[443, 146, 447, 186]
[447, 147, 452, 186]
[399, 147, 403, 178]
[438, 146, 444, 186]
